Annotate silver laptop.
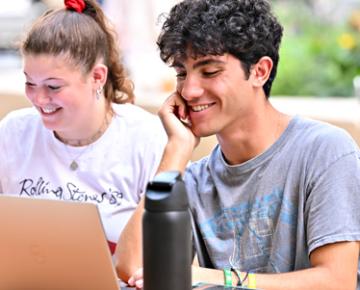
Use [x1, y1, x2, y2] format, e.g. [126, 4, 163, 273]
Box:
[0, 195, 127, 290]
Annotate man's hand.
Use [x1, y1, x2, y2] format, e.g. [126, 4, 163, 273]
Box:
[158, 92, 199, 153]
[156, 92, 200, 173]
[126, 265, 224, 289]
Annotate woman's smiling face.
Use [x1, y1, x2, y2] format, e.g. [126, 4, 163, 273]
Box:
[23, 53, 98, 137]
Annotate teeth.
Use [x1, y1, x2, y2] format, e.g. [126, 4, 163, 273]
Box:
[42, 107, 57, 114]
[192, 104, 211, 112]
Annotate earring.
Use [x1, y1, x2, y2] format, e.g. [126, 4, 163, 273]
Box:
[96, 87, 103, 100]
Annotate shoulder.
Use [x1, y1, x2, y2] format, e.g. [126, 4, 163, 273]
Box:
[294, 116, 352, 140]
[291, 116, 359, 156]
[111, 103, 167, 146]
[0, 108, 42, 160]
[112, 103, 166, 139]
[0, 107, 40, 135]
[284, 117, 360, 175]
[184, 149, 216, 186]
[112, 103, 163, 128]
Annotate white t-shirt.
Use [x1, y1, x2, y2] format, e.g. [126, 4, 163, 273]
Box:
[0, 103, 167, 253]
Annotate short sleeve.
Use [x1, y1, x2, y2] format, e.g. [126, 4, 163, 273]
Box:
[306, 151, 360, 254]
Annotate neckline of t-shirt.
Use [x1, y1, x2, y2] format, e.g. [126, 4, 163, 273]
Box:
[48, 111, 118, 154]
[216, 115, 301, 174]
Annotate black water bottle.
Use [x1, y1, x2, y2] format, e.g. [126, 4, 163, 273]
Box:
[143, 171, 192, 290]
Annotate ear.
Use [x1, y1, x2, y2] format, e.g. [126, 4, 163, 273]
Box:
[250, 56, 273, 88]
[91, 63, 108, 88]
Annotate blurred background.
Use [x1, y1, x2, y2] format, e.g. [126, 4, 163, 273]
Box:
[1, 0, 360, 159]
[272, 0, 360, 97]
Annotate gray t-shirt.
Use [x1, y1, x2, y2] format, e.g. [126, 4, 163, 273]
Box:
[185, 116, 360, 286]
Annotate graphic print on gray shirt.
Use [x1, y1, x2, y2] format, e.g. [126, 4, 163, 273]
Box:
[185, 116, 360, 287]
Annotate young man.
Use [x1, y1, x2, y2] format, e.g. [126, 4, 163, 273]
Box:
[116, 0, 360, 288]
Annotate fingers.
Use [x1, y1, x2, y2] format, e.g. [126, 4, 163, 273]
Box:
[127, 268, 144, 289]
[159, 92, 188, 121]
[135, 279, 144, 289]
[158, 91, 198, 154]
[175, 95, 188, 121]
[159, 91, 192, 130]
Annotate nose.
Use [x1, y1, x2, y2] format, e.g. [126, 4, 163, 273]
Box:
[178, 75, 204, 101]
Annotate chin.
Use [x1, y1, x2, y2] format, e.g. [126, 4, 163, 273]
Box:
[41, 120, 60, 132]
[191, 126, 215, 138]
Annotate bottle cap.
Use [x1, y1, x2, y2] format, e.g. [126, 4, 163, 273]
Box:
[145, 171, 189, 212]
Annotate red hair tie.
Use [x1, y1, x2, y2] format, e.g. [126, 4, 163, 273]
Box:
[64, 0, 86, 13]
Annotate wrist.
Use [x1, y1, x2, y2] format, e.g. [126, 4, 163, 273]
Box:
[192, 266, 224, 285]
[168, 134, 197, 153]
[228, 268, 257, 289]
[157, 141, 192, 174]
[238, 271, 256, 289]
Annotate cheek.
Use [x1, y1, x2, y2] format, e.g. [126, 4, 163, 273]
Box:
[57, 92, 77, 108]
[176, 81, 183, 93]
[62, 90, 92, 113]
[25, 86, 35, 102]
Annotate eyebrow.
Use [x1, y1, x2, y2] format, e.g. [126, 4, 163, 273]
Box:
[172, 58, 226, 70]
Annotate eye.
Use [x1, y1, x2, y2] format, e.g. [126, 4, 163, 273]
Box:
[25, 81, 35, 87]
[202, 70, 220, 77]
[48, 85, 61, 90]
[176, 72, 186, 80]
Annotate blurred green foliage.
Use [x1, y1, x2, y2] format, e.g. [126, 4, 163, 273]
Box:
[271, 2, 360, 97]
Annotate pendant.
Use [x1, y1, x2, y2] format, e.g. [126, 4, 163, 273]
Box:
[70, 160, 79, 171]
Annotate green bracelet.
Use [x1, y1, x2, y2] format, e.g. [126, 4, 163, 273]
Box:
[223, 268, 232, 286]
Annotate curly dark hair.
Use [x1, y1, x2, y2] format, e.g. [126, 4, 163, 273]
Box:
[157, 0, 283, 97]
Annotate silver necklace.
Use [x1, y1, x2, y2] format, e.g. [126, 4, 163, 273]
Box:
[65, 144, 93, 171]
[57, 110, 113, 171]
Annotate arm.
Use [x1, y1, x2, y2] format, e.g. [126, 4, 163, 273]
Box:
[115, 92, 199, 283]
[114, 142, 194, 282]
[115, 197, 144, 282]
[119, 240, 360, 289]
[192, 241, 360, 290]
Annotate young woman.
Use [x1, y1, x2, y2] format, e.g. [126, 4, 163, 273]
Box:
[0, 0, 167, 254]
